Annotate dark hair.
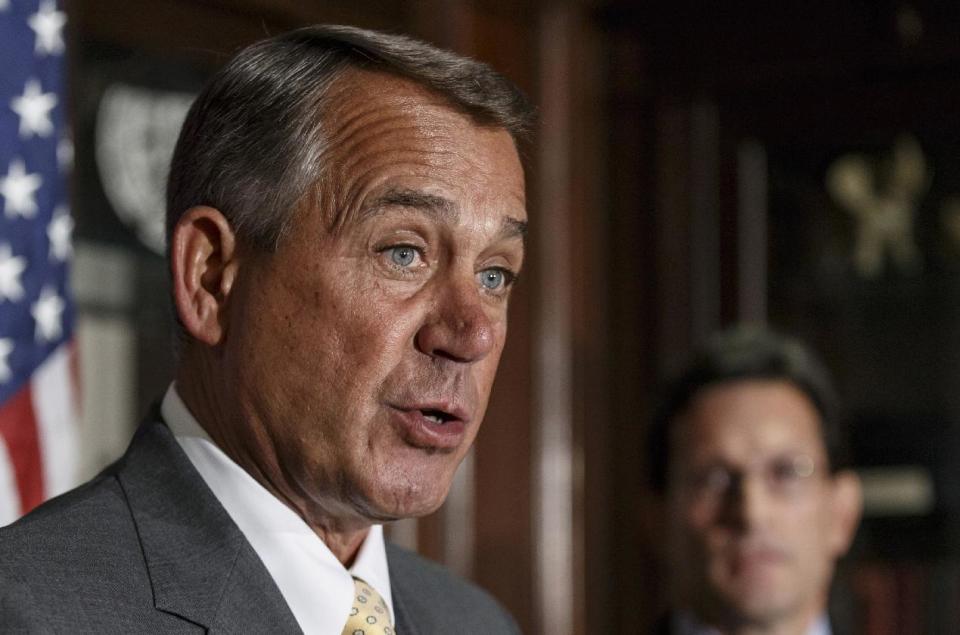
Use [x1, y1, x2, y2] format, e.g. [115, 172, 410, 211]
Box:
[647, 326, 848, 493]
[165, 24, 534, 251]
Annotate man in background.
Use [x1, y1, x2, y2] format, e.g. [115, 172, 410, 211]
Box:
[0, 24, 530, 633]
[648, 327, 863, 635]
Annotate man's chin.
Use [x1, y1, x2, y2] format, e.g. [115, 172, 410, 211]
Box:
[693, 572, 795, 629]
[721, 588, 800, 629]
[351, 479, 453, 523]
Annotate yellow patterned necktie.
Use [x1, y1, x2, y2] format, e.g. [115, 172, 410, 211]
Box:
[340, 576, 395, 635]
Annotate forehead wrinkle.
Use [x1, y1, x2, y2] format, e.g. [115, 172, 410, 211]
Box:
[337, 143, 460, 178]
[317, 78, 523, 234]
[332, 118, 454, 154]
[325, 98, 461, 159]
[323, 142, 457, 232]
[331, 154, 454, 227]
[323, 82, 412, 133]
[328, 122, 464, 198]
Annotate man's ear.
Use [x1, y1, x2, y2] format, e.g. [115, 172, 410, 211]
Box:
[170, 206, 240, 347]
[828, 469, 863, 556]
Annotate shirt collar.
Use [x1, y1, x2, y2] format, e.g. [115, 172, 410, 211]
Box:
[161, 383, 394, 635]
[674, 610, 832, 635]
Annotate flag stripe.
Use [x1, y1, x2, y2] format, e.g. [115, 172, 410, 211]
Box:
[0, 380, 44, 513]
[0, 435, 20, 525]
[33, 341, 77, 497]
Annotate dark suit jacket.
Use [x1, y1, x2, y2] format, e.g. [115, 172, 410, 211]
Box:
[0, 413, 520, 634]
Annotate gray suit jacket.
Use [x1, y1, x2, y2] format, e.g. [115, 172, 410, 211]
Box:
[0, 412, 520, 634]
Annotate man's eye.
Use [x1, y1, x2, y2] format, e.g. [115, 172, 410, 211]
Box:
[478, 267, 514, 291]
[386, 245, 420, 268]
[695, 467, 732, 495]
[770, 462, 801, 483]
[769, 455, 815, 485]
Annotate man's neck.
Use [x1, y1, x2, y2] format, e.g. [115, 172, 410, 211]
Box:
[171, 371, 373, 565]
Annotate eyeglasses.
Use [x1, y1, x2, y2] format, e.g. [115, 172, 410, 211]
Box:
[676, 454, 822, 503]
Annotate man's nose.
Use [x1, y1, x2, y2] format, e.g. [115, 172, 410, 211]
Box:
[724, 474, 773, 531]
[415, 277, 496, 363]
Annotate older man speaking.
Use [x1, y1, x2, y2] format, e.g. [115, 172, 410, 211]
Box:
[0, 25, 532, 634]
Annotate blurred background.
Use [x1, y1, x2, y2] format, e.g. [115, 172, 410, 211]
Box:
[5, 0, 960, 633]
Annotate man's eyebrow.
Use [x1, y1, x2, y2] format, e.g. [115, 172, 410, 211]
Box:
[364, 188, 458, 221]
[363, 187, 527, 241]
[501, 217, 527, 240]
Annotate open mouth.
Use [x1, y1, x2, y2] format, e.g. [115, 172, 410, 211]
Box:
[421, 408, 458, 425]
[388, 403, 468, 449]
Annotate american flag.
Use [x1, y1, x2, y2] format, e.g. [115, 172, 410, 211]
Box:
[0, 0, 78, 525]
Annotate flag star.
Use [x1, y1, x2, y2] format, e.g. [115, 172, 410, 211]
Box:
[0, 339, 12, 383]
[31, 286, 65, 343]
[47, 205, 73, 261]
[11, 79, 58, 138]
[0, 244, 27, 302]
[28, 0, 67, 56]
[1, 159, 43, 219]
[0, 0, 9, 12]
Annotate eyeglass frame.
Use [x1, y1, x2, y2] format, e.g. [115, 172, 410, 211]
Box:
[670, 453, 828, 505]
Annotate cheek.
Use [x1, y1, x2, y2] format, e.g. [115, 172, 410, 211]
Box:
[792, 499, 835, 552]
[280, 273, 414, 366]
[476, 345, 504, 390]
[477, 320, 509, 379]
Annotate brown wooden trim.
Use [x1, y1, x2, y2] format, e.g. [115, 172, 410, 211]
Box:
[532, 5, 577, 634]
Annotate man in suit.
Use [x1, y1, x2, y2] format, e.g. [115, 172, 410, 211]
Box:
[0, 24, 530, 633]
[648, 327, 863, 635]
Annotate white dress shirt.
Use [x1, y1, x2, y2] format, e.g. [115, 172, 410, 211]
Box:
[674, 611, 831, 635]
[161, 384, 394, 635]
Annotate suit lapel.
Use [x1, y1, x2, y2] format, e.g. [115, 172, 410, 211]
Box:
[386, 543, 426, 635]
[389, 575, 421, 635]
[116, 413, 301, 633]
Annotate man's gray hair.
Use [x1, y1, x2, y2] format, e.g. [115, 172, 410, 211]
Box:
[165, 24, 534, 252]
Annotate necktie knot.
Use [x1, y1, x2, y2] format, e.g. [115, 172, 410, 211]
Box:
[341, 576, 394, 635]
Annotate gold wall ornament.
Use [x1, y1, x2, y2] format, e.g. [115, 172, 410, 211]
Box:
[826, 135, 929, 278]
